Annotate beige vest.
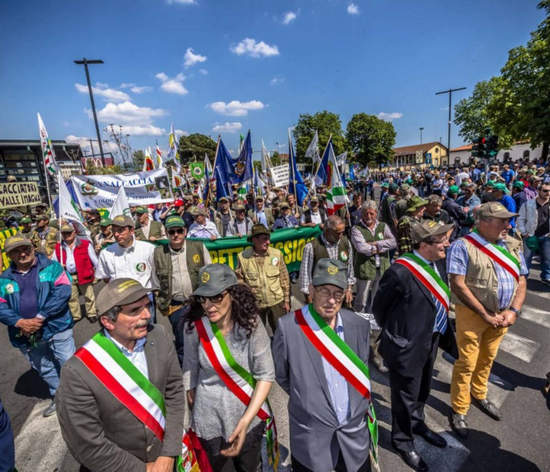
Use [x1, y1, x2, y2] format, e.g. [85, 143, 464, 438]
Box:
[237, 246, 284, 308]
[454, 235, 522, 313]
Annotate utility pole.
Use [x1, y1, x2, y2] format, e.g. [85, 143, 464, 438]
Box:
[419, 127, 424, 144]
[435, 87, 466, 166]
[74, 58, 105, 165]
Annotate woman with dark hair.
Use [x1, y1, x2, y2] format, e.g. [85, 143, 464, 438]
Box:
[182, 263, 275, 471]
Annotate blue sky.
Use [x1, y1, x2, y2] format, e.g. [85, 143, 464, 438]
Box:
[0, 0, 545, 162]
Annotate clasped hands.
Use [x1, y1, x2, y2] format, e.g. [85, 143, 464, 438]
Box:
[480, 309, 517, 328]
[15, 317, 44, 336]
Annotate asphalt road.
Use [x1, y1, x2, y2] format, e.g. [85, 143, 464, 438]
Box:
[2, 266, 549, 472]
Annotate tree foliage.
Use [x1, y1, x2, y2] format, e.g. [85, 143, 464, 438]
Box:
[293, 111, 347, 161]
[346, 113, 396, 166]
[132, 150, 144, 171]
[454, 0, 550, 159]
[177, 133, 217, 164]
[85, 161, 124, 175]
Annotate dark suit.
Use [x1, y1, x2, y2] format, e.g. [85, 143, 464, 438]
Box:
[373, 259, 451, 452]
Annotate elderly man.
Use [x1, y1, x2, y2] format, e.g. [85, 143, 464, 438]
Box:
[30, 214, 57, 257]
[248, 195, 274, 229]
[422, 195, 451, 224]
[154, 215, 211, 365]
[273, 259, 376, 472]
[135, 206, 166, 242]
[272, 202, 299, 229]
[374, 220, 454, 471]
[227, 204, 253, 237]
[448, 202, 528, 438]
[187, 207, 221, 239]
[397, 195, 428, 254]
[214, 197, 235, 237]
[300, 215, 355, 305]
[236, 224, 290, 333]
[56, 278, 185, 471]
[492, 183, 517, 229]
[300, 196, 327, 227]
[53, 223, 99, 322]
[0, 235, 74, 417]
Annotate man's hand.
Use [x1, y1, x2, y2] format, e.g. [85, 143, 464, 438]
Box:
[283, 301, 290, 313]
[498, 309, 517, 327]
[480, 311, 504, 328]
[344, 288, 353, 306]
[186, 389, 195, 408]
[146, 456, 175, 472]
[220, 418, 250, 457]
[15, 317, 44, 336]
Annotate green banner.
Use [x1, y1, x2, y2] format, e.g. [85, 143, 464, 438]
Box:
[190, 162, 205, 181]
[192, 226, 321, 272]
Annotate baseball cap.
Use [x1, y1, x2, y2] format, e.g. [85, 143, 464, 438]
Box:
[476, 201, 518, 219]
[111, 215, 135, 228]
[20, 217, 32, 224]
[493, 182, 510, 194]
[4, 235, 32, 254]
[512, 181, 525, 190]
[312, 258, 347, 290]
[99, 218, 112, 227]
[447, 185, 460, 195]
[248, 224, 270, 242]
[279, 202, 290, 209]
[96, 278, 151, 316]
[135, 207, 148, 214]
[193, 264, 239, 297]
[411, 220, 454, 244]
[60, 223, 75, 233]
[165, 215, 185, 229]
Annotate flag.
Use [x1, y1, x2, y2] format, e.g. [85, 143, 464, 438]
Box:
[253, 165, 266, 196]
[288, 129, 308, 206]
[37, 113, 58, 176]
[234, 129, 253, 183]
[326, 145, 347, 215]
[305, 130, 319, 163]
[155, 145, 164, 168]
[109, 185, 131, 219]
[166, 123, 179, 161]
[349, 163, 356, 181]
[214, 138, 234, 200]
[202, 155, 211, 202]
[314, 136, 333, 186]
[190, 162, 205, 180]
[57, 173, 90, 238]
[261, 139, 272, 172]
[143, 147, 155, 171]
[204, 152, 213, 175]
[172, 172, 183, 189]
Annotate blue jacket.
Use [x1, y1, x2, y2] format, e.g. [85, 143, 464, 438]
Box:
[0, 253, 73, 348]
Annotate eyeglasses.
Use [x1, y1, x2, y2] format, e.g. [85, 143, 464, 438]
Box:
[168, 228, 185, 236]
[315, 287, 344, 302]
[541, 189, 550, 193]
[197, 292, 227, 304]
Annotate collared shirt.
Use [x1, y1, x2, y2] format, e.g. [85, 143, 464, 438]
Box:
[187, 220, 221, 239]
[95, 238, 159, 289]
[350, 219, 396, 256]
[52, 239, 98, 274]
[447, 232, 528, 310]
[300, 210, 323, 225]
[321, 311, 350, 424]
[299, 234, 356, 295]
[413, 250, 446, 333]
[255, 209, 267, 227]
[170, 240, 212, 301]
[104, 331, 149, 379]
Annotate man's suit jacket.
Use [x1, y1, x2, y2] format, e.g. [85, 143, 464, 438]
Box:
[272, 307, 371, 472]
[56, 325, 184, 472]
[372, 259, 452, 375]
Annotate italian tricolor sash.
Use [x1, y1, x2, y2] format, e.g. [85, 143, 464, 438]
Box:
[195, 317, 279, 469]
[75, 332, 166, 441]
[295, 305, 379, 462]
[464, 231, 520, 281]
[395, 253, 450, 311]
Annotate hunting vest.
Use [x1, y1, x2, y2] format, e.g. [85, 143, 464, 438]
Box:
[353, 222, 391, 281]
[311, 235, 350, 270]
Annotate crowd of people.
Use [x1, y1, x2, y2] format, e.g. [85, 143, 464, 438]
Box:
[0, 158, 549, 472]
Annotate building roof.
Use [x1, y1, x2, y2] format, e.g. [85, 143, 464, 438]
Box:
[450, 144, 473, 152]
[392, 142, 447, 156]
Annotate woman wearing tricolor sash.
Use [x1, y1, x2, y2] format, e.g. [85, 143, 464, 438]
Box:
[182, 264, 275, 471]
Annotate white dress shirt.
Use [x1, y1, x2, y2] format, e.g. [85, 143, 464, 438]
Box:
[104, 331, 149, 379]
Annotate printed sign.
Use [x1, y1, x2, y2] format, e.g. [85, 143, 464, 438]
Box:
[0, 182, 42, 209]
[270, 165, 289, 188]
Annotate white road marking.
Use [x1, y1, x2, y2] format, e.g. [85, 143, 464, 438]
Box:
[521, 305, 550, 329]
[499, 331, 540, 363]
[15, 400, 67, 472]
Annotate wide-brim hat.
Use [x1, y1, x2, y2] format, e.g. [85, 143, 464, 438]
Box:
[247, 224, 270, 242]
[406, 195, 428, 213]
[193, 264, 238, 297]
[96, 278, 151, 316]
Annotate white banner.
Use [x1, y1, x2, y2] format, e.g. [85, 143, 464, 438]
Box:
[70, 169, 172, 210]
[270, 165, 289, 188]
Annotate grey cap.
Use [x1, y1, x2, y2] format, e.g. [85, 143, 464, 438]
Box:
[411, 220, 454, 244]
[193, 263, 238, 297]
[312, 258, 348, 290]
[477, 201, 518, 219]
[96, 278, 151, 316]
[110, 214, 135, 228]
[4, 235, 32, 254]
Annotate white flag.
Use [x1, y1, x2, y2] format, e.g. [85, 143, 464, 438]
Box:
[109, 186, 131, 219]
[305, 130, 319, 163]
[204, 152, 212, 174]
[57, 173, 90, 239]
[38, 113, 59, 176]
[261, 139, 272, 172]
[336, 151, 347, 169]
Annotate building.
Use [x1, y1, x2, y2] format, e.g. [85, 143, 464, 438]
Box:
[392, 142, 448, 168]
[450, 141, 544, 166]
[0, 139, 83, 202]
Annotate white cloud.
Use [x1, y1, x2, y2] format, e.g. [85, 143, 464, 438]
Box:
[184, 47, 207, 68]
[65, 135, 119, 152]
[120, 82, 134, 88]
[230, 38, 279, 58]
[94, 101, 167, 125]
[282, 11, 297, 24]
[75, 83, 130, 102]
[377, 112, 403, 121]
[175, 129, 189, 137]
[270, 76, 285, 86]
[199, 68, 208, 75]
[209, 100, 265, 117]
[166, 0, 196, 4]
[212, 122, 242, 133]
[131, 86, 152, 94]
[155, 72, 188, 95]
[117, 125, 166, 136]
[347, 3, 359, 15]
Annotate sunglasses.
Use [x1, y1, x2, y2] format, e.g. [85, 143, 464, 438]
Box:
[168, 228, 185, 236]
[196, 292, 226, 304]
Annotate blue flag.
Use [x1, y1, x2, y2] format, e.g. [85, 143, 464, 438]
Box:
[215, 139, 235, 199]
[233, 129, 253, 184]
[314, 137, 333, 186]
[288, 130, 308, 206]
[202, 159, 210, 202]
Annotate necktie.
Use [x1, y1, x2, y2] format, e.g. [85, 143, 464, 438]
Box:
[430, 262, 448, 334]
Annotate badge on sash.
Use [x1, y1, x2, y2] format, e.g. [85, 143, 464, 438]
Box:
[271, 257, 278, 266]
[135, 262, 146, 272]
[339, 250, 348, 262]
[192, 254, 200, 264]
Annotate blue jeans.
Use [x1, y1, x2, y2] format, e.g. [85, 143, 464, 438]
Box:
[19, 328, 76, 397]
[524, 236, 550, 281]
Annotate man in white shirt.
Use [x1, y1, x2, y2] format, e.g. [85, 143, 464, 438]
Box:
[95, 215, 159, 320]
[187, 208, 221, 240]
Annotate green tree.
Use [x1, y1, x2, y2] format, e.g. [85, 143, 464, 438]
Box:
[132, 150, 144, 171]
[178, 133, 217, 164]
[85, 161, 124, 175]
[271, 151, 281, 166]
[345, 113, 396, 166]
[293, 111, 347, 161]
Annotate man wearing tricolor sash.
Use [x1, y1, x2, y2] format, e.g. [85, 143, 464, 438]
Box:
[273, 258, 375, 472]
[57, 278, 185, 472]
[447, 202, 527, 438]
[373, 220, 454, 472]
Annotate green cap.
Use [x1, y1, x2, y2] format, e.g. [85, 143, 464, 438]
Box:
[248, 224, 270, 242]
[493, 182, 510, 194]
[193, 264, 238, 297]
[96, 278, 151, 316]
[513, 181, 525, 190]
[486, 180, 497, 188]
[20, 217, 32, 224]
[447, 185, 460, 195]
[312, 258, 347, 290]
[135, 206, 148, 214]
[100, 218, 112, 227]
[165, 215, 185, 229]
[4, 235, 32, 254]
[406, 195, 428, 213]
[381, 182, 389, 188]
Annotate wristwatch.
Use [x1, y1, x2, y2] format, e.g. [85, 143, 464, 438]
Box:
[509, 307, 521, 317]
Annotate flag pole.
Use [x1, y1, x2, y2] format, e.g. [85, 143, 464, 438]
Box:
[208, 136, 221, 206]
[288, 129, 297, 200]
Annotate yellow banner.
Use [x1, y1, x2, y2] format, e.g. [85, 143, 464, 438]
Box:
[0, 227, 18, 271]
[0, 182, 42, 210]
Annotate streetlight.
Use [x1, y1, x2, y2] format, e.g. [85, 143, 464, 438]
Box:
[74, 58, 105, 165]
[435, 87, 466, 165]
[419, 127, 424, 144]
